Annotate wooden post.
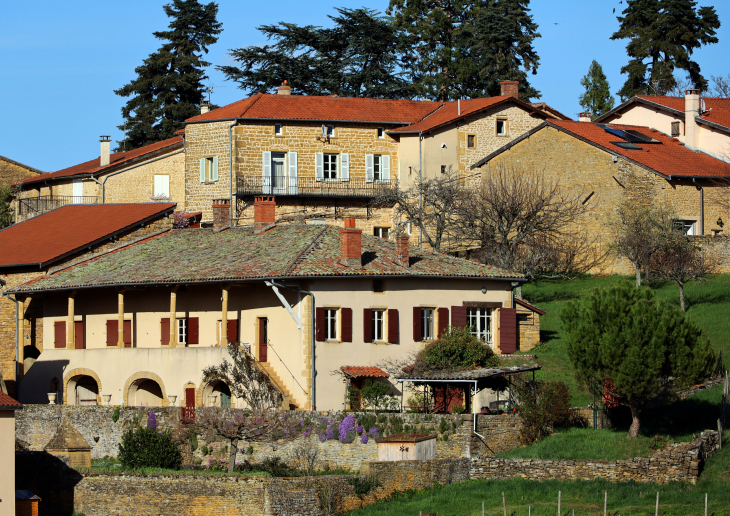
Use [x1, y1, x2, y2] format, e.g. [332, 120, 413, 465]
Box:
[705, 493, 708, 516]
[655, 492, 659, 516]
[169, 287, 178, 348]
[604, 491, 607, 516]
[221, 286, 229, 346]
[117, 290, 125, 347]
[502, 492, 506, 516]
[66, 292, 76, 349]
[558, 491, 561, 516]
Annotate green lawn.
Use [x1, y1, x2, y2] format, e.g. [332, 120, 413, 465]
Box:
[521, 274, 730, 406]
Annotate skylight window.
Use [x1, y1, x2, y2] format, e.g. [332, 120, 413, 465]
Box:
[612, 141, 643, 151]
[600, 124, 661, 145]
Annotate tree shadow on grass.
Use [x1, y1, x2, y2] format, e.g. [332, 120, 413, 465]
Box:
[538, 330, 559, 345]
[609, 397, 720, 439]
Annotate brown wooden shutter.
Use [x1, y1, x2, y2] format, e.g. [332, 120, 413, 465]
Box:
[451, 306, 467, 328]
[188, 317, 199, 344]
[437, 307, 449, 338]
[363, 308, 373, 343]
[227, 319, 238, 344]
[74, 321, 84, 349]
[387, 309, 399, 343]
[106, 320, 118, 346]
[341, 308, 352, 342]
[315, 307, 325, 341]
[54, 321, 66, 348]
[161, 318, 170, 345]
[412, 307, 422, 342]
[499, 308, 517, 354]
[123, 320, 132, 347]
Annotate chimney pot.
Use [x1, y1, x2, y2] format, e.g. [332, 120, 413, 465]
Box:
[212, 199, 231, 232]
[254, 196, 276, 232]
[344, 218, 356, 228]
[340, 220, 362, 269]
[100, 136, 111, 166]
[500, 80, 519, 98]
[277, 80, 292, 96]
[579, 112, 592, 122]
[396, 234, 410, 267]
[201, 100, 210, 114]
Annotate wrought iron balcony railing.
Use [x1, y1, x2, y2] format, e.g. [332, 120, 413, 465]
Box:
[18, 195, 99, 216]
[236, 175, 397, 199]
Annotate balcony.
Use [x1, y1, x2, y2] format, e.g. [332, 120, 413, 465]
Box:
[236, 175, 397, 199]
[18, 195, 99, 218]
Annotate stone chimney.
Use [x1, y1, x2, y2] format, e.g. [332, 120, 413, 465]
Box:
[277, 80, 291, 96]
[201, 100, 210, 114]
[212, 199, 231, 232]
[100, 136, 111, 166]
[396, 234, 410, 267]
[579, 112, 592, 122]
[254, 196, 276, 232]
[684, 89, 700, 150]
[500, 80, 519, 98]
[340, 218, 362, 269]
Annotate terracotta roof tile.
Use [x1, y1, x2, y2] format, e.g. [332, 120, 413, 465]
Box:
[515, 298, 546, 315]
[0, 392, 22, 409]
[627, 95, 730, 131]
[0, 203, 176, 268]
[340, 366, 389, 378]
[549, 121, 730, 178]
[10, 224, 523, 293]
[186, 93, 442, 125]
[17, 136, 183, 186]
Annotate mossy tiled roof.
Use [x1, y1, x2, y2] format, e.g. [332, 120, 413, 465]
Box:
[12, 225, 522, 293]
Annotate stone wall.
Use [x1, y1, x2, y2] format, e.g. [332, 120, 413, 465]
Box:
[689, 235, 730, 273]
[469, 430, 721, 485]
[515, 304, 540, 352]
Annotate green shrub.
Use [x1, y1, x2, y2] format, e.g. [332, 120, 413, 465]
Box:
[111, 406, 121, 423]
[418, 326, 499, 372]
[190, 434, 198, 453]
[439, 418, 449, 433]
[513, 379, 572, 445]
[118, 427, 182, 469]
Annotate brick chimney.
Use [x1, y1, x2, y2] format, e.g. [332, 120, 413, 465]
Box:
[212, 199, 231, 232]
[340, 218, 362, 269]
[684, 89, 700, 150]
[254, 196, 276, 232]
[100, 136, 111, 166]
[579, 112, 592, 122]
[200, 100, 210, 114]
[396, 234, 410, 267]
[500, 80, 519, 98]
[277, 80, 291, 96]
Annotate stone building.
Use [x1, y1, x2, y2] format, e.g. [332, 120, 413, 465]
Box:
[0, 154, 43, 188]
[471, 119, 730, 274]
[13, 136, 184, 221]
[0, 203, 176, 397]
[514, 298, 544, 352]
[10, 200, 527, 412]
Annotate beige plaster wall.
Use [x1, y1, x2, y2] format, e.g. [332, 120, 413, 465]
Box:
[104, 151, 186, 204]
[0, 411, 16, 516]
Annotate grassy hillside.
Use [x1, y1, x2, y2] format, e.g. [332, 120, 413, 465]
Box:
[520, 274, 730, 406]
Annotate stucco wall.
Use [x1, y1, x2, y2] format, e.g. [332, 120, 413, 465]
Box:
[0, 411, 17, 515]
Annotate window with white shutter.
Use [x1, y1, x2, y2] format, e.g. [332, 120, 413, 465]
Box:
[365, 154, 374, 183]
[153, 175, 170, 198]
[262, 151, 272, 194]
[315, 152, 324, 181]
[340, 153, 350, 181]
[288, 151, 298, 194]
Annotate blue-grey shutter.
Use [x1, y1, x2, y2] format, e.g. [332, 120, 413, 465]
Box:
[262, 151, 272, 194]
[382, 155, 390, 182]
[365, 154, 374, 183]
[340, 153, 349, 182]
[288, 152, 298, 195]
[212, 156, 219, 182]
[199, 158, 206, 183]
[315, 153, 324, 181]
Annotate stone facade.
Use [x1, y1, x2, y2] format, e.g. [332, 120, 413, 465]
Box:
[0, 156, 41, 189]
[515, 302, 541, 352]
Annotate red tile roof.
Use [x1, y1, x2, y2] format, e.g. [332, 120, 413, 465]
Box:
[548, 121, 730, 178]
[600, 95, 730, 132]
[531, 102, 572, 121]
[186, 93, 442, 125]
[515, 298, 546, 316]
[0, 392, 22, 409]
[17, 137, 183, 187]
[340, 366, 389, 379]
[0, 203, 176, 269]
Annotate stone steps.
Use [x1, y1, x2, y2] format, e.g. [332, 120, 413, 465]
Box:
[259, 361, 299, 409]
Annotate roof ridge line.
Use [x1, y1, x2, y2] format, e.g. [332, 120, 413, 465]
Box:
[281, 226, 328, 276]
[239, 93, 263, 117]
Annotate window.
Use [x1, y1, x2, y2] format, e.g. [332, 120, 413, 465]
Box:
[325, 308, 338, 340]
[324, 153, 338, 180]
[496, 119, 507, 136]
[326, 125, 335, 137]
[373, 279, 384, 293]
[671, 121, 681, 138]
[199, 156, 219, 183]
[673, 219, 697, 235]
[275, 123, 283, 136]
[374, 155, 385, 181]
[467, 134, 476, 148]
[367, 154, 390, 183]
[372, 310, 385, 341]
[377, 128, 385, 139]
[421, 308, 434, 341]
[467, 307, 493, 346]
[374, 227, 390, 240]
[440, 165, 447, 174]
[153, 175, 170, 198]
[178, 318, 187, 345]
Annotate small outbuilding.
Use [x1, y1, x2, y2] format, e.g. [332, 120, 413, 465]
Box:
[514, 298, 546, 352]
[375, 434, 437, 461]
[15, 490, 41, 516]
[44, 419, 92, 468]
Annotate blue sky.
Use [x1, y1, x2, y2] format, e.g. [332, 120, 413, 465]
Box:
[1, 0, 728, 172]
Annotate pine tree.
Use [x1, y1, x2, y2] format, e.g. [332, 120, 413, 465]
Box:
[219, 8, 411, 98]
[611, 0, 720, 100]
[387, 0, 541, 101]
[115, 0, 223, 150]
[578, 60, 615, 119]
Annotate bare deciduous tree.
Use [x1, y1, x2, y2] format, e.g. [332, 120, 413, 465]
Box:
[709, 75, 730, 98]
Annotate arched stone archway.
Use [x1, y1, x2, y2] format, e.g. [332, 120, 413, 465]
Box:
[199, 380, 234, 408]
[123, 372, 168, 407]
[63, 368, 102, 405]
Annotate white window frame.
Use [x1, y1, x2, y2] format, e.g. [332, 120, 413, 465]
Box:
[275, 123, 283, 136]
[374, 227, 390, 240]
[467, 307, 493, 347]
[323, 153, 338, 180]
[325, 308, 338, 341]
[326, 125, 335, 137]
[421, 308, 434, 341]
[372, 310, 385, 342]
[673, 219, 697, 236]
[178, 318, 187, 345]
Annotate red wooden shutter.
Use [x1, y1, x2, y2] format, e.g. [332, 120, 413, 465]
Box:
[387, 309, 399, 343]
[451, 306, 467, 328]
[106, 320, 118, 347]
[227, 319, 238, 344]
[341, 308, 352, 342]
[412, 307, 422, 342]
[161, 318, 170, 345]
[123, 320, 132, 347]
[499, 308, 517, 354]
[74, 321, 84, 349]
[188, 317, 199, 344]
[315, 307, 325, 341]
[54, 321, 66, 348]
[363, 308, 373, 343]
[437, 307, 449, 338]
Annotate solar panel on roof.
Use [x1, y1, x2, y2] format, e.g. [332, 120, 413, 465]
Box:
[601, 126, 625, 139]
[612, 141, 643, 151]
[622, 130, 660, 144]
